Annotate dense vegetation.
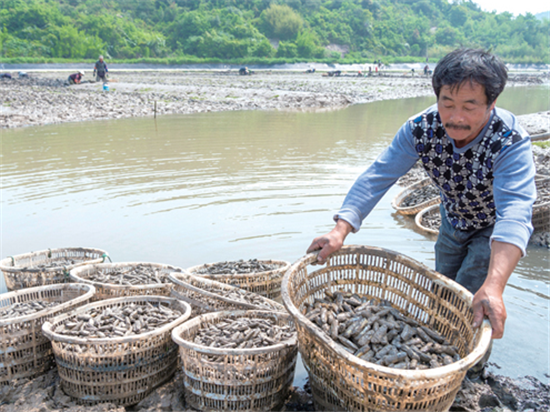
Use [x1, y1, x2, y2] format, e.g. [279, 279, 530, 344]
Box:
[0, 0, 548, 64]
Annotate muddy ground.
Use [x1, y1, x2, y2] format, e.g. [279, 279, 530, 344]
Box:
[0, 365, 548, 412]
[0, 70, 547, 129]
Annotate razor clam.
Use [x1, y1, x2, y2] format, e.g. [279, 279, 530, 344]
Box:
[19, 259, 78, 270]
[0, 300, 59, 319]
[401, 184, 440, 207]
[302, 291, 461, 370]
[192, 317, 295, 362]
[81, 264, 174, 285]
[194, 259, 281, 275]
[54, 302, 183, 340]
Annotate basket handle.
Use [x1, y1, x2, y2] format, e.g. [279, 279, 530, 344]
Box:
[7, 256, 15, 266]
[101, 253, 112, 263]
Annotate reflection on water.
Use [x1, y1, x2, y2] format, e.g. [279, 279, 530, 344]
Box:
[1, 86, 548, 383]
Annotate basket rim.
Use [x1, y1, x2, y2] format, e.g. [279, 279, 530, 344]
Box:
[168, 272, 285, 311]
[391, 177, 441, 213]
[0, 283, 96, 326]
[0, 247, 109, 273]
[415, 203, 441, 235]
[69, 261, 183, 290]
[42, 295, 192, 345]
[171, 309, 297, 356]
[187, 259, 290, 279]
[281, 245, 493, 380]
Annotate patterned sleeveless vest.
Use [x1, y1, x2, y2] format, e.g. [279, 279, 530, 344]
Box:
[409, 110, 520, 230]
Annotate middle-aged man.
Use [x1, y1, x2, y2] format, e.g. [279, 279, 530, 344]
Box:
[307, 48, 536, 347]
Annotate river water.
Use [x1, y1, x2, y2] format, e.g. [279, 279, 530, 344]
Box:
[1, 85, 548, 383]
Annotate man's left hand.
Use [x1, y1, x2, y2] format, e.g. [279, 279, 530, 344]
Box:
[472, 285, 507, 339]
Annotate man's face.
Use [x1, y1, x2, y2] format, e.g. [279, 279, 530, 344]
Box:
[99, 57, 103, 62]
[437, 81, 496, 148]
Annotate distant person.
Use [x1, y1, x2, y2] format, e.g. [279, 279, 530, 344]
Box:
[424, 64, 430, 76]
[368, 66, 372, 76]
[68, 71, 84, 85]
[18, 71, 28, 78]
[93, 55, 108, 83]
[239, 67, 250, 75]
[0, 73, 12, 79]
[306, 67, 316, 74]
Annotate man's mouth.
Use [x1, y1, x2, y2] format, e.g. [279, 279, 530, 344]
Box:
[445, 123, 470, 130]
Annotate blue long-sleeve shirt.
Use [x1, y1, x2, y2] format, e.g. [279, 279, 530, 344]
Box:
[335, 105, 536, 255]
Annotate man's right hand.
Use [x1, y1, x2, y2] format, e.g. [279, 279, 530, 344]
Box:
[306, 219, 353, 264]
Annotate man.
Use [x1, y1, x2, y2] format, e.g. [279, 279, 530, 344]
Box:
[307, 48, 536, 347]
[93, 55, 108, 83]
[68, 71, 84, 85]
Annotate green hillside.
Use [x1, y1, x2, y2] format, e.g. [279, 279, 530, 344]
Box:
[0, 0, 548, 64]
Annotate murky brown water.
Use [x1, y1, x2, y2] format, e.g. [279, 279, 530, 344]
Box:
[1, 85, 548, 383]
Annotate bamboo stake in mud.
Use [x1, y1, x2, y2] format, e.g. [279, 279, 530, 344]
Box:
[154, 100, 157, 119]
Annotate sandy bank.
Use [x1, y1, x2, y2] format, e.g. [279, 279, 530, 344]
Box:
[0, 70, 547, 129]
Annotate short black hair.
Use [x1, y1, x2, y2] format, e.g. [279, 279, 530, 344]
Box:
[432, 48, 507, 106]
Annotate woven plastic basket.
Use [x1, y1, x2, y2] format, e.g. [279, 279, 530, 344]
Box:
[415, 204, 441, 235]
[42, 296, 192, 406]
[281, 245, 492, 412]
[169, 272, 286, 316]
[187, 260, 290, 300]
[0, 283, 95, 384]
[533, 177, 550, 232]
[392, 178, 441, 215]
[172, 310, 298, 412]
[69, 262, 182, 301]
[0, 247, 109, 291]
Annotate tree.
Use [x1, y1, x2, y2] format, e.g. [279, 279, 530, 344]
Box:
[259, 4, 303, 40]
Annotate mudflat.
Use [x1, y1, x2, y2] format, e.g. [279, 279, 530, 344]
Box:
[0, 69, 547, 129]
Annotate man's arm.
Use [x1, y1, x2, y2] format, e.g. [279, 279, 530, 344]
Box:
[472, 240, 521, 339]
[307, 118, 422, 262]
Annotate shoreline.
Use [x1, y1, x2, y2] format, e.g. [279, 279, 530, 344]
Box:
[1, 70, 548, 130]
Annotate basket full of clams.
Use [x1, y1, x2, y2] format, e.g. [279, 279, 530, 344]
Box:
[69, 261, 182, 301]
[0, 247, 108, 291]
[172, 310, 298, 412]
[187, 258, 290, 300]
[0, 283, 95, 384]
[391, 178, 441, 215]
[281, 245, 492, 412]
[42, 296, 192, 406]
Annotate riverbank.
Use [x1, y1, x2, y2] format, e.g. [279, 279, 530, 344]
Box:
[0, 70, 548, 129]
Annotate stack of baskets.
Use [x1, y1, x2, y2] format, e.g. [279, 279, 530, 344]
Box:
[172, 310, 298, 412]
[69, 261, 182, 301]
[169, 272, 285, 315]
[0, 283, 95, 384]
[0, 247, 108, 291]
[187, 259, 290, 300]
[281, 245, 492, 411]
[42, 296, 192, 406]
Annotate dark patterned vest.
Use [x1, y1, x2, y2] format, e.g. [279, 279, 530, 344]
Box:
[409, 110, 520, 230]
